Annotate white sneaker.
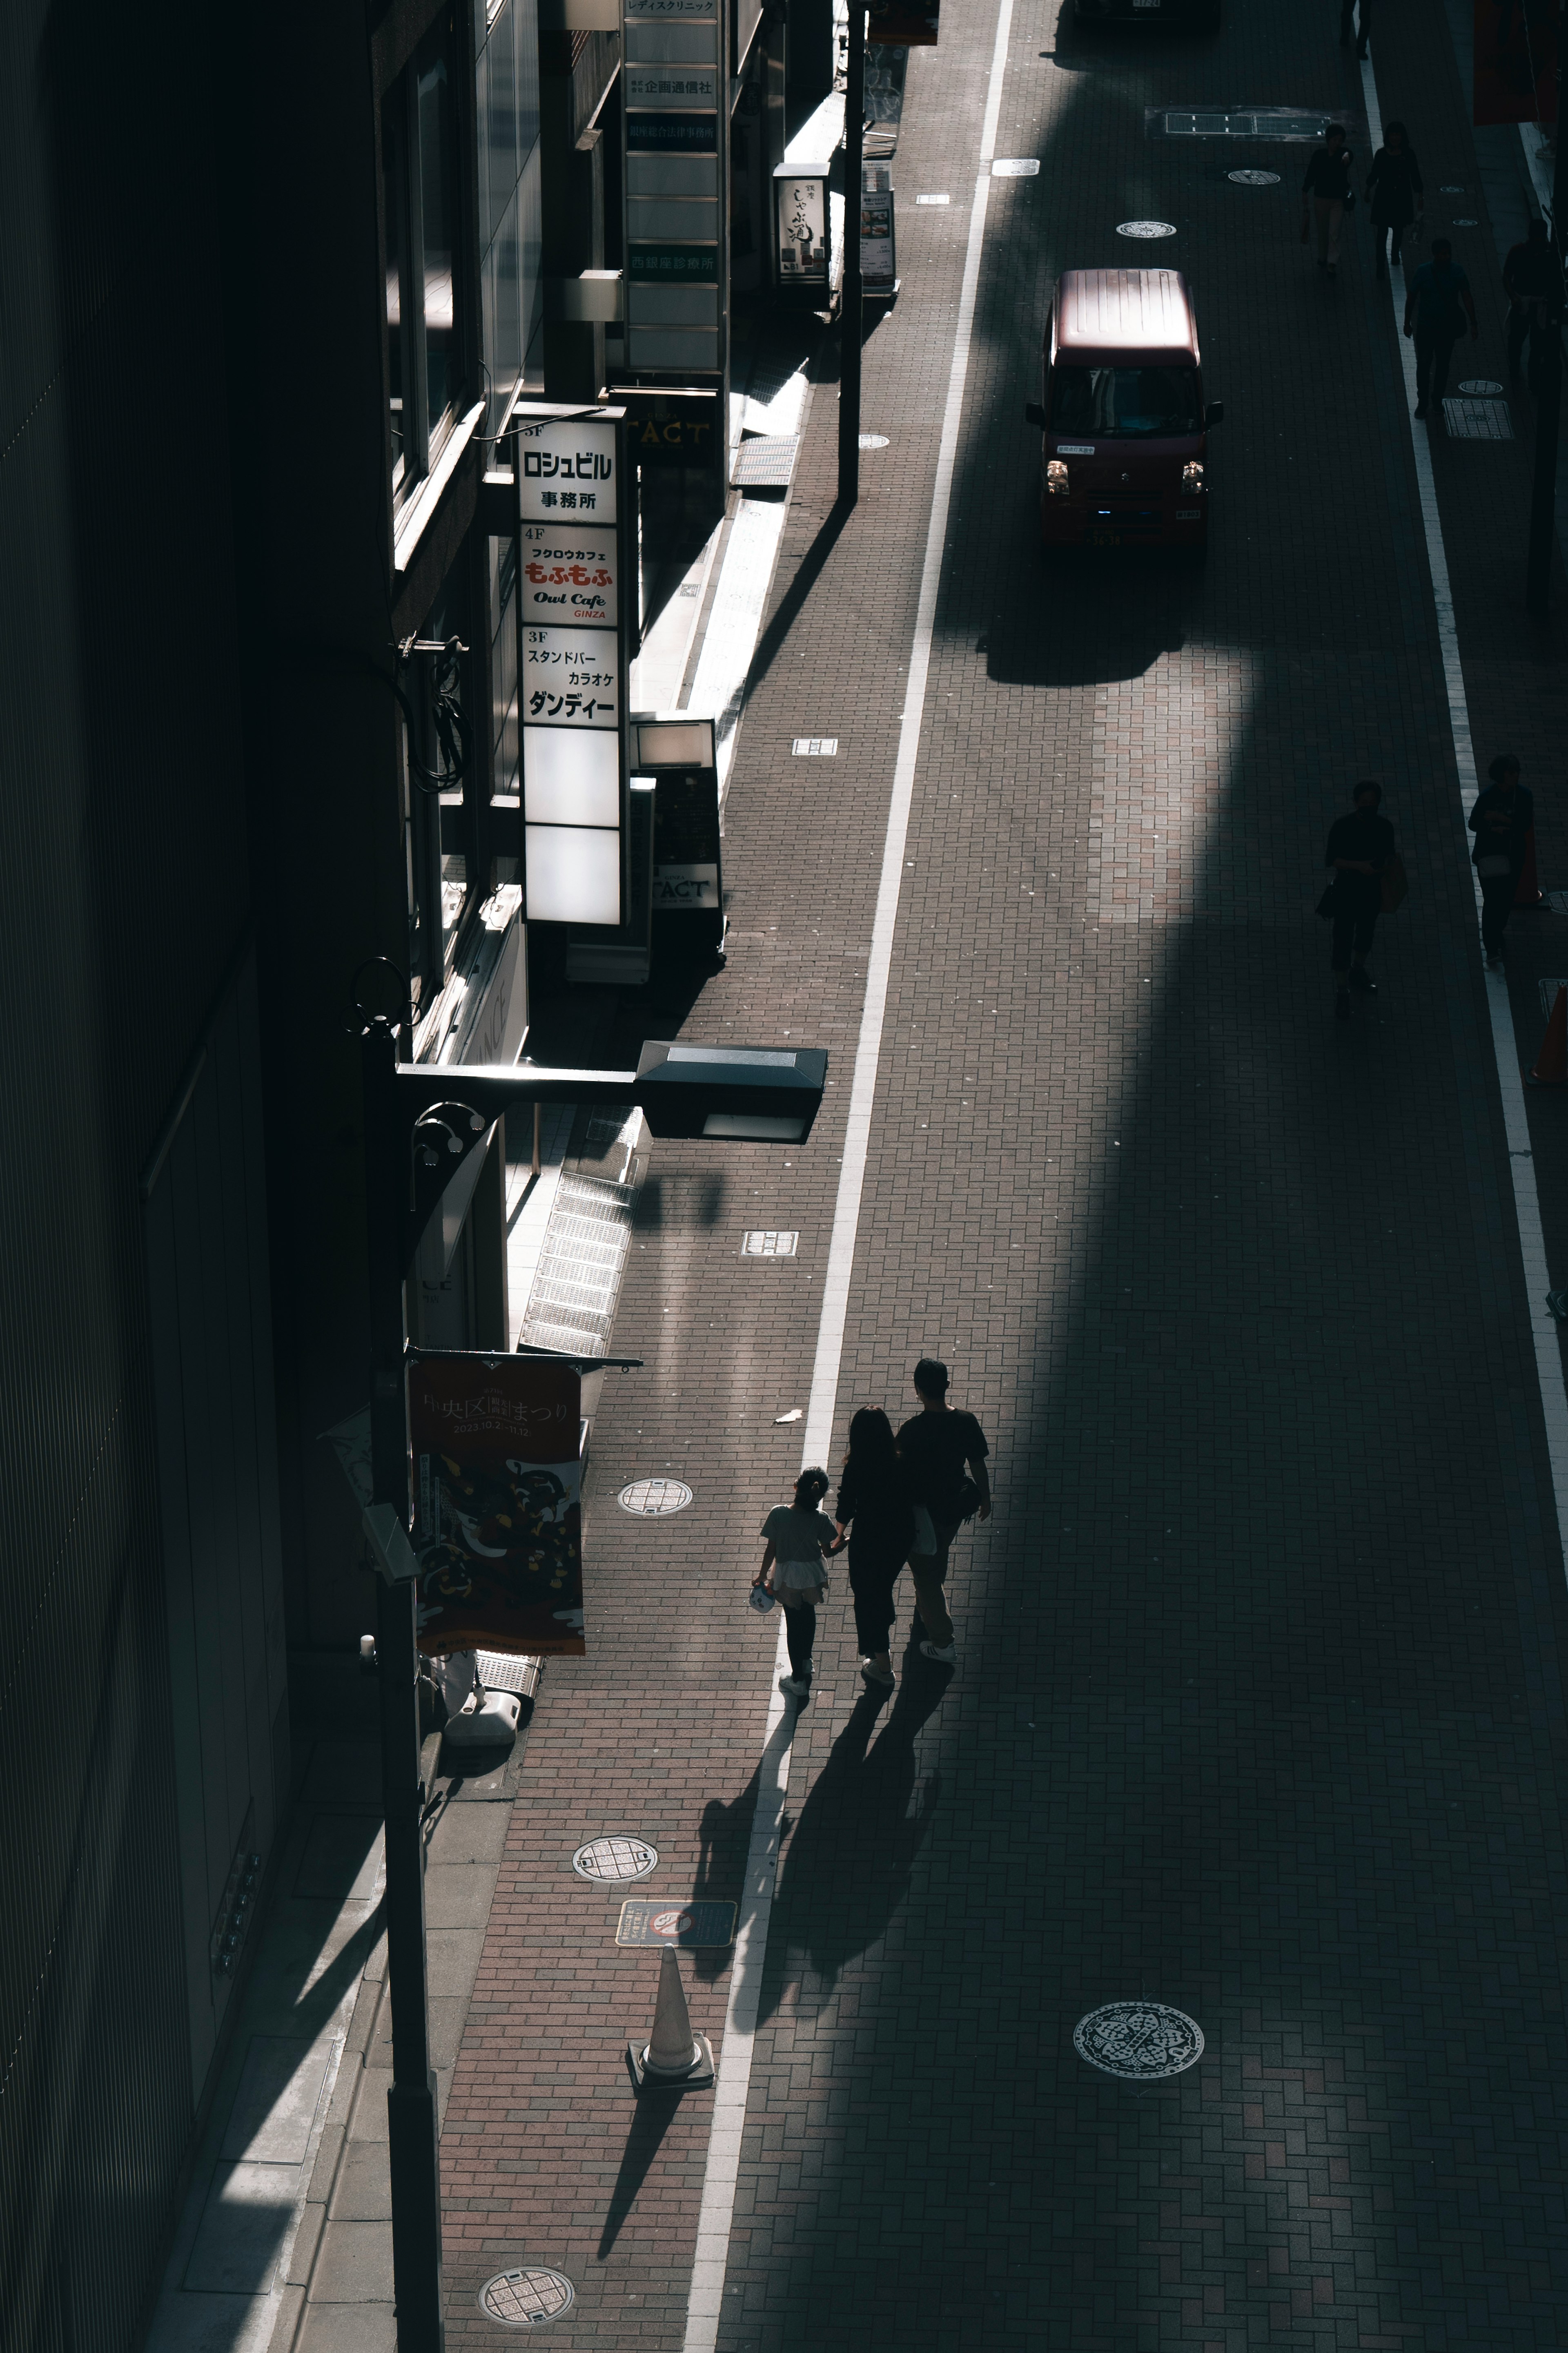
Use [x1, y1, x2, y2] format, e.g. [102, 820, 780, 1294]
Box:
[919, 1640, 957, 1665]
[779, 1673, 812, 1697]
[860, 1658, 896, 1688]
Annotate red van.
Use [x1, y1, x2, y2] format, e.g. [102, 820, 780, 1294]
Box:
[1024, 268, 1223, 555]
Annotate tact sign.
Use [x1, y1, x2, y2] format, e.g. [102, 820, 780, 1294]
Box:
[521, 524, 619, 626]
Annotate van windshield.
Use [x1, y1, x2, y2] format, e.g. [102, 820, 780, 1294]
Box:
[1050, 365, 1201, 437]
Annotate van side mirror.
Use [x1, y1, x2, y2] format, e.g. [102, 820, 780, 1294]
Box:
[1204, 401, 1225, 427]
[1024, 401, 1047, 429]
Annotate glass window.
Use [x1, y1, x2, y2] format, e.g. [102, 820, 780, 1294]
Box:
[1049, 366, 1201, 438]
[385, 99, 409, 492]
[383, 14, 467, 509]
[486, 0, 518, 248]
[416, 29, 463, 466]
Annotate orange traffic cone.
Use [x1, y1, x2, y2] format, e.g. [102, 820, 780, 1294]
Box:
[1529, 985, 1568, 1085]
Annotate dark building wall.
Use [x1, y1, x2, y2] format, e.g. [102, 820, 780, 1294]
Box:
[0, 3, 274, 2347]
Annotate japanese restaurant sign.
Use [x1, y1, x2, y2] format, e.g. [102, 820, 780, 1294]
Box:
[520, 524, 619, 627]
[409, 1354, 584, 1657]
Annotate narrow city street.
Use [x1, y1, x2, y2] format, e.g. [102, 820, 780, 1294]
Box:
[437, 0, 1568, 2347]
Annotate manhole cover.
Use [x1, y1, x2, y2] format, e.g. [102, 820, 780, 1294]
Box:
[618, 1478, 694, 1516]
[792, 737, 838, 755]
[1458, 378, 1504, 395]
[480, 2268, 577, 2327]
[1227, 168, 1280, 185]
[992, 157, 1040, 176]
[1074, 2001, 1204, 2079]
[859, 433, 889, 448]
[574, 1836, 659, 1882]
[1118, 219, 1177, 239]
[742, 1230, 799, 1256]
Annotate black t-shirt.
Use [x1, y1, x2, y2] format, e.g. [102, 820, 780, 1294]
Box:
[1304, 147, 1354, 203]
[896, 1408, 989, 1523]
[834, 1456, 916, 1552]
[1325, 810, 1395, 881]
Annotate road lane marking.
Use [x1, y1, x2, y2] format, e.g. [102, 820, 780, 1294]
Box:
[1361, 51, 1568, 1553]
[679, 2, 1018, 2343]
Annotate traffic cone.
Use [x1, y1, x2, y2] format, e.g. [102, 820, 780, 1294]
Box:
[1515, 824, 1547, 909]
[1529, 985, 1568, 1085]
[628, 1947, 714, 2090]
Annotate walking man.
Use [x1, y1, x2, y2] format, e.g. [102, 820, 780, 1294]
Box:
[897, 1358, 992, 1667]
[1503, 217, 1556, 390]
[1470, 753, 1533, 968]
[1404, 238, 1479, 418]
[1323, 780, 1396, 1021]
[1302, 124, 1355, 276]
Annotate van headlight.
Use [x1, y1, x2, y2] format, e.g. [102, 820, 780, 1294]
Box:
[1181, 460, 1205, 491]
[1046, 459, 1070, 496]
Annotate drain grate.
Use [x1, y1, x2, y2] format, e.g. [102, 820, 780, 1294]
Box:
[1227, 168, 1280, 185]
[792, 737, 838, 756]
[1074, 2001, 1204, 2079]
[1154, 106, 1329, 140]
[1118, 220, 1176, 239]
[992, 157, 1040, 176]
[1442, 396, 1512, 440]
[731, 434, 799, 488]
[574, 1835, 659, 1882]
[742, 1230, 799, 1256]
[619, 1477, 693, 1516]
[477, 1651, 542, 1697]
[521, 1172, 636, 1356]
[480, 2268, 576, 2327]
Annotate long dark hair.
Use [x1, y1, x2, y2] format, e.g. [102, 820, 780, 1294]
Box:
[841, 1407, 896, 1483]
[792, 1466, 830, 1513]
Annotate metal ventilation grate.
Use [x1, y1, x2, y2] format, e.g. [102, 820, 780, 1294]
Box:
[1441, 396, 1512, 439]
[477, 1650, 542, 1697]
[731, 435, 799, 488]
[1154, 106, 1329, 139]
[742, 1230, 799, 1256]
[520, 1173, 636, 1356]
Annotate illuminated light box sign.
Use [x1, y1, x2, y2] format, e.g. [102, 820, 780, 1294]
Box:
[526, 825, 622, 927]
[523, 626, 620, 729]
[777, 176, 829, 282]
[523, 727, 620, 826]
[518, 417, 619, 522]
[410, 1353, 584, 1657]
[520, 524, 619, 627]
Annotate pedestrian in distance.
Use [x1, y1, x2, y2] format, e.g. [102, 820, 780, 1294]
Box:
[1302, 124, 1355, 276]
[897, 1358, 992, 1667]
[1404, 237, 1479, 417]
[832, 1407, 919, 1691]
[1339, 0, 1371, 56]
[1323, 780, 1397, 1020]
[1503, 216, 1557, 390]
[755, 1468, 837, 1700]
[1470, 753, 1534, 968]
[1365, 121, 1423, 278]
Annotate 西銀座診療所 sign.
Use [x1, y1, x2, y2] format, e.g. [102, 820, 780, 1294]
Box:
[520, 524, 619, 627]
[410, 1354, 584, 1657]
[523, 625, 621, 729]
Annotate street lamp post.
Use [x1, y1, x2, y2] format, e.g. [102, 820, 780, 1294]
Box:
[838, 1, 866, 506]
[352, 988, 826, 2348]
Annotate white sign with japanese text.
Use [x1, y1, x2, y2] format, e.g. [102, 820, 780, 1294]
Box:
[520, 524, 618, 627]
[523, 627, 621, 730]
[778, 176, 828, 281]
[518, 418, 619, 524]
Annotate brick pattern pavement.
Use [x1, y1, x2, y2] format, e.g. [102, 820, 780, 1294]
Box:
[438, 0, 1568, 2344]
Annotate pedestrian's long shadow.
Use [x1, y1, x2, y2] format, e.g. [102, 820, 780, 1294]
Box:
[756, 1663, 951, 2026]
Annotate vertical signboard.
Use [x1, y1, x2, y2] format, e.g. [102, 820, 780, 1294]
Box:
[517, 407, 630, 927]
[409, 1353, 585, 1657]
[868, 0, 939, 41]
[861, 164, 897, 294]
[623, 0, 728, 379]
[1473, 0, 1557, 122]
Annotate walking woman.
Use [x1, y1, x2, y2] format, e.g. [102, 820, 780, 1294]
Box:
[832, 1408, 918, 1691]
[1323, 779, 1396, 1018]
[1365, 120, 1423, 278]
[754, 1468, 837, 1700]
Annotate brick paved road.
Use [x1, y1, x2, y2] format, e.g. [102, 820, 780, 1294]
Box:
[439, 0, 1568, 2346]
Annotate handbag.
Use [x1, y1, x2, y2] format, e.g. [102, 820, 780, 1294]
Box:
[748, 1583, 776, 1615]
[1477, 853, 1512, 879]
[1381, 854, 1408, 912]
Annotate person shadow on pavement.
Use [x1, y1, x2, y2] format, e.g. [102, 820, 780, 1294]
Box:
[756, 1657, 951, 2026]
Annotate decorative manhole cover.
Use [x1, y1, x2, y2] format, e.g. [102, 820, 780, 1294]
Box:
[859, 433, 890, 448]
[573, 1836, 658, 1882]
[1118, 219, 1177, 239]
[618, 1477, 694, 1516]
[992, 157, 1040, 176]
[1074, 2002, 1204, 2078]
[480, 2267, 577, 2326]
[1227, 168, 1280, 185]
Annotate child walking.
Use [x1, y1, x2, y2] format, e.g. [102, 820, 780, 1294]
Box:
[754, 1468, 837, 1700]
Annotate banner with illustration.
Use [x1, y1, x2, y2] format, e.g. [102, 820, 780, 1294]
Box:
[1474, 0, 1557, 123]
[408, 1354, 584, 1657]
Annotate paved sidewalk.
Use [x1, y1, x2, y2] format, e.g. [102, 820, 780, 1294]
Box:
[425, 0, 1568, 2345]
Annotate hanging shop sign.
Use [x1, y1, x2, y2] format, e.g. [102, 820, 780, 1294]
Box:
[622, 0, 728, 380]
[517, 417, 619, 520]
[408, 1353, 585, 1657]
[520, 524, 619, 627]
[869, 0, 939, 42]
[634, 713, 724, 955]
[523, 625, 620, 729]
[776, 173, 829, 283]
[861, 165, 897, 292]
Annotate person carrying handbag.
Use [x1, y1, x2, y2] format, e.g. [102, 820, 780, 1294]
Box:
[1321, 780, 1399, 1019]
[1302, 124, 1355, 276]
[753, 1467, 838, 1700]
[1470, 753, 1533, 968]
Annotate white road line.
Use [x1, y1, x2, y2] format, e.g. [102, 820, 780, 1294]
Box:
[1361, 54, 1568, 1543]
[679, 6, 1017, 2346]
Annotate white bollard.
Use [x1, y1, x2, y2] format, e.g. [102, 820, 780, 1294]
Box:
[628, 1946, 714, 2090]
